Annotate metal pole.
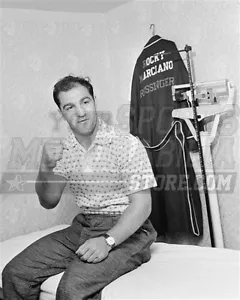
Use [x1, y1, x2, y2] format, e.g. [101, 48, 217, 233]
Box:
[184, 45, 215, 247]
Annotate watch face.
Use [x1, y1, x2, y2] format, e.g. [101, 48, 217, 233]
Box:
[103, 234, 115, 248]
[107, 237, 115, 246]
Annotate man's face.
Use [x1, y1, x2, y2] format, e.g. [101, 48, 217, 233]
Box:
[59, 84, 97, 137]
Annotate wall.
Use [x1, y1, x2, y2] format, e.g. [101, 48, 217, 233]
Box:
[0, 8, 114, 241]
[105, 0, 239, 249]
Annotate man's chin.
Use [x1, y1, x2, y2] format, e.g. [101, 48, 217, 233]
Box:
[73, 124, 95, 136]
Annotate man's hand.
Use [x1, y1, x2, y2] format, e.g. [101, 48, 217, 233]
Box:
[41, 140, 64, 171]
[75, 237, 111, 263]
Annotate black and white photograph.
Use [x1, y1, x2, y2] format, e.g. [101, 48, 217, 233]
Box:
[0, 0, 239, 299]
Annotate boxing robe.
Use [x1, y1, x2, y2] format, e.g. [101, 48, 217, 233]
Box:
[130, 35, 203, 237]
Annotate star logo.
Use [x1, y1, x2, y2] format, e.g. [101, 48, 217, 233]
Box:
[7, 174, 27, 192]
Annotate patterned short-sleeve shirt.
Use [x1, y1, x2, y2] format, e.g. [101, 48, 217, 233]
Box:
[53, 118, 157, 215]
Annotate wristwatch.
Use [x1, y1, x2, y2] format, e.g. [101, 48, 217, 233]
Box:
[102, 234, 115, 249]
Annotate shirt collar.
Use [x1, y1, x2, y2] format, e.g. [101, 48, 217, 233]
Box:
[94, 117, 114, 145]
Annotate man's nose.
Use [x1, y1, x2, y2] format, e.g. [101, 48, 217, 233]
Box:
[75, 104, 85, 116]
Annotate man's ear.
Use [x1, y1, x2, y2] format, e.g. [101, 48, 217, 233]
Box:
[58, 108, 66, 121]
[93, 96, 97, 107]
[49, 110, 64, 131]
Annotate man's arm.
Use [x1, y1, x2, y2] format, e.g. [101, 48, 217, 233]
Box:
[75, 188, 152, 262]
[35, 168, 67, 209]
[35, 139, 67, 209]
[106, 188, 151, 246]
[105, 136, 156, 245]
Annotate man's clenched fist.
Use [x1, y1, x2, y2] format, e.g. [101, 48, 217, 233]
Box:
[40, 140, 64, 171]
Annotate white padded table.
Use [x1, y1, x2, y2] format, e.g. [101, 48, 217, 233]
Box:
[0, 225, 239, 300]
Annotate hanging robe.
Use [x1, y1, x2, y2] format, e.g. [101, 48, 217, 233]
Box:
[130, 35, 203, 237]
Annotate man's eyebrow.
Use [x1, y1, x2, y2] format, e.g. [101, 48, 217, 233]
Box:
[80, 96, 91, 102]
[62, 103, 73, 109]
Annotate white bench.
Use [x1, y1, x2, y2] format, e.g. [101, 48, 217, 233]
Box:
[0, 225, 239, 300]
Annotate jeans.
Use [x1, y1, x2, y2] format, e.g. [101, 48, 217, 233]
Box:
[2, 213, 157, 300]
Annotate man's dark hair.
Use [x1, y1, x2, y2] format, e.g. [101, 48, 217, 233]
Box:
[53, 75, 94, 109]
